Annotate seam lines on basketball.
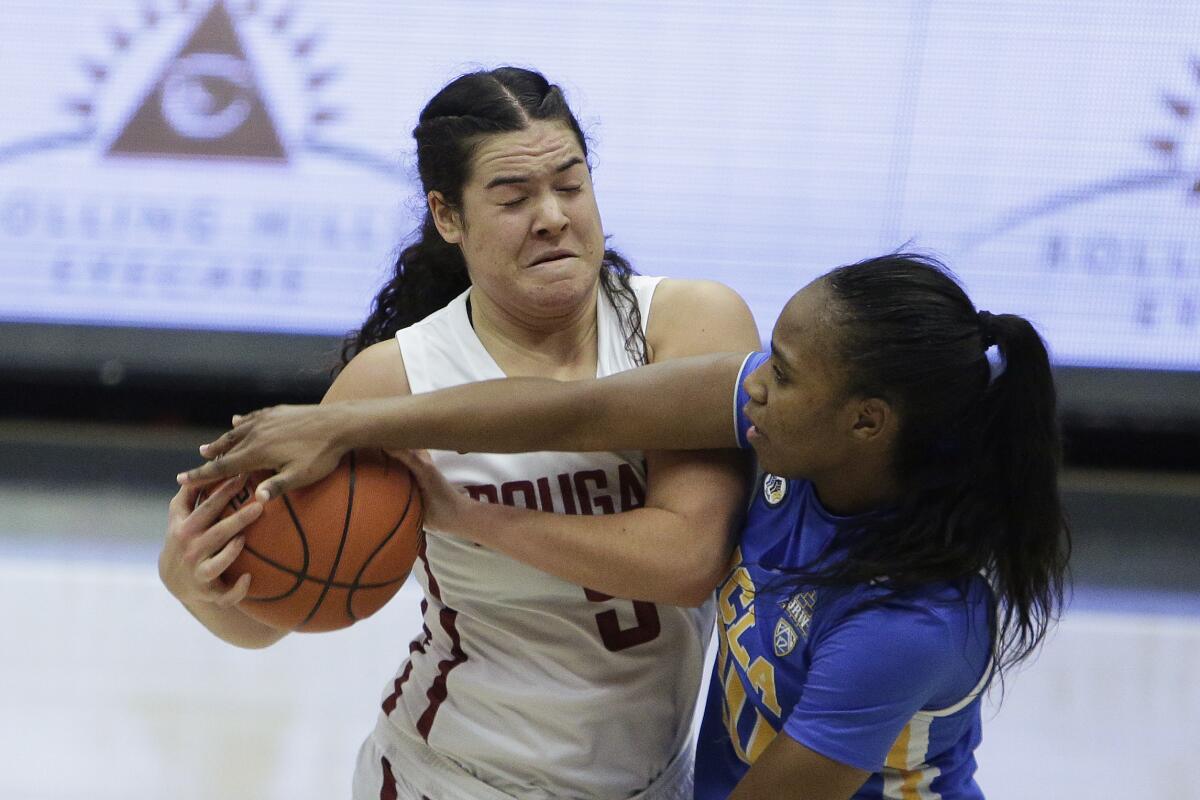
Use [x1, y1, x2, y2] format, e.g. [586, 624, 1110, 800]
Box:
[242, 457, 405, 594]
[346, 453, 420, 621]
[300, 450, 358, 628]
[238, 493, 312, 602]
[237, 548, 407, 591]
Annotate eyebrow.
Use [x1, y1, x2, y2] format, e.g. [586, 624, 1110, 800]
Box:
[484, 156, 585, 190]
[769, 339, 794, 373]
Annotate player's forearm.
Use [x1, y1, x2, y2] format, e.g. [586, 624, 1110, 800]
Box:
[451, 501, 733, 606]
[179, 599, 287, 649]
[337, 352, 748, 455]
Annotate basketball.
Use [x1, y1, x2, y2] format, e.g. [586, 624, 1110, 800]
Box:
[199, 449, 423, 632]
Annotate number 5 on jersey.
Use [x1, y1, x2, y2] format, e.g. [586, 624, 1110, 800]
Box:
[585, 588, 661, 651]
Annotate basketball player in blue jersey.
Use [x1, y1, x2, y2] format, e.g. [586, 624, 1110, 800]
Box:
[185, 253, 1071, 798]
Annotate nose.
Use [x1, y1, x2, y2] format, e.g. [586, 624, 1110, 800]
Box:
[533, 192, 569, 237]
[744, 361, 768, 404]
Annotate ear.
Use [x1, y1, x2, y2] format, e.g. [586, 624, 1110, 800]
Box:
[428, 191, 463, 244]
[849, 397, 893, 443]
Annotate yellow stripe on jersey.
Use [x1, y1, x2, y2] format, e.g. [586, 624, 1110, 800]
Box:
[885, 723, 912, 770]
[883, 718, 943, 799]
[744, 708, 780, 763]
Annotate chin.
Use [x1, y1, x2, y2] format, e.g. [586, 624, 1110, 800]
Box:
[526, 266, 599, 303]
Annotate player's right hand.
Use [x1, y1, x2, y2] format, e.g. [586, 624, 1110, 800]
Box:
[160, 477, 261, 609]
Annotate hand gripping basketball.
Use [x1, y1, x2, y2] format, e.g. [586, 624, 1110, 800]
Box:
[196, 449, 423, 632]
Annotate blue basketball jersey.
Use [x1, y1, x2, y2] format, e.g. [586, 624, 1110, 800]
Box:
[694, 352, 994, 799]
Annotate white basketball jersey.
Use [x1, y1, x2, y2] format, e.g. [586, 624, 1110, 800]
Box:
[375, 276, 715, 799]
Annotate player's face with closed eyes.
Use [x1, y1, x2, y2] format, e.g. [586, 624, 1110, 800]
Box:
[429, 120, 606, 320]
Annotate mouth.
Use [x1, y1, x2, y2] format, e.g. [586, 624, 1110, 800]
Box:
[743, 406, 766, 441]
[527, 249, 576, 268]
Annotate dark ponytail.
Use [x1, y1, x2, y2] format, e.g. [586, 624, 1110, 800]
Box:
[968, 311, 1071, 672]
[340, 67, 645, 369]
[785, 253, 1070, 675]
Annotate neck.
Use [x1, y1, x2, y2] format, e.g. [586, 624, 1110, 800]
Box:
[468, 282, 601, 379]
[810, 466, 900, 518]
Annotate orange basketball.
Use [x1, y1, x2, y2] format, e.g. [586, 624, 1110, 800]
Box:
[201, 449, 423, 632]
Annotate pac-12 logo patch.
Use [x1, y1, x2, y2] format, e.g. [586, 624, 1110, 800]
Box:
[773, 618, 798, 657]
[762, 474, 787, 506]
[782, 590, 817, 639]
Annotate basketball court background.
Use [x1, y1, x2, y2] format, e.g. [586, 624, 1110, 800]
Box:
[1, 2, 1198, 798]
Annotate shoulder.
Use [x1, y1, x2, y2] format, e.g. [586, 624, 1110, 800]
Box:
[645, 278, 760, 361]
[784, 584, 990, 772]
[323, 340, 411, 403]
[816, 580, 992, 693]
[649, 278, 752, 320]
[828, 592, 957, 654]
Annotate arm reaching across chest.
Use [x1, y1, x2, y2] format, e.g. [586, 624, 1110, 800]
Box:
[178, 280, 760, 605]
[417, 278, 760, 604]
[181, 349, 751, 498]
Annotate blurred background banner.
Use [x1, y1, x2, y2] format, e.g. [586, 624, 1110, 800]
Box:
[1, 0, 1198, 422]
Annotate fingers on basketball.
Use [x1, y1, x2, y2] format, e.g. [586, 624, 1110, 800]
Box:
[228, 450, 423, 632]
[255, 463, 327, 502]
[183, 477, 244, 532]
[255, 475, 286, 502]
[214, 572, 252, 607]
[200, 533, 246, 583]
[198, 426, 245, 462]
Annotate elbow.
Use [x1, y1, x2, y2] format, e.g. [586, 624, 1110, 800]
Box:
[237, 636, 283, 650]
[673, 540, 731, 607]
[677, 569, 725, 607]
[239, 629, 289, 650]
[676, 585, 717, 608]
[645, 560, 721, 608]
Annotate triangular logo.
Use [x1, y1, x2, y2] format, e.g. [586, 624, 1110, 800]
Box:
[106, 0, 287, 161]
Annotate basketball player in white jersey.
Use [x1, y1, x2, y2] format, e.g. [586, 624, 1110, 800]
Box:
[163, 67, 760, 799]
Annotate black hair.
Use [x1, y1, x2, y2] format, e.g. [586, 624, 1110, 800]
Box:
[340, 67, 645, 368]
[787, 253, 1070, 675]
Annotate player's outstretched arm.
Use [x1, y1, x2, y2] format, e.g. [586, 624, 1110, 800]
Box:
[356, 349, 747, 451]
[181, 350, 749, 501]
